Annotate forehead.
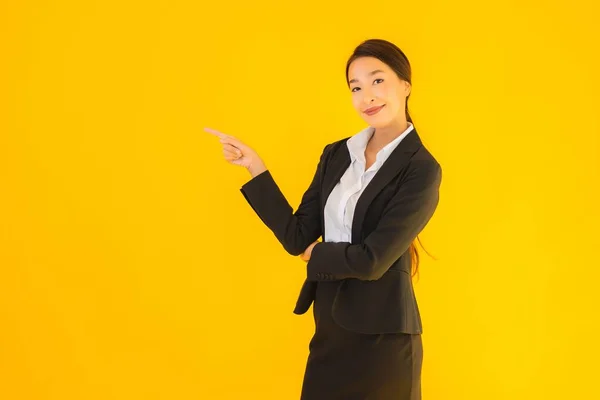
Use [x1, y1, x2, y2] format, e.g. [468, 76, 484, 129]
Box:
[348, 57, 391, 79]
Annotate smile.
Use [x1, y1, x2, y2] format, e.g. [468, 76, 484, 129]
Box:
[364, 105, 385, 116]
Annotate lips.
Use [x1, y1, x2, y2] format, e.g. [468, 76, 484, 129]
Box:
[364, 105, 385, 115]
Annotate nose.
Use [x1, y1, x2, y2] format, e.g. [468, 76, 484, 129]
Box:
[362, 90, 376, 104]
[364, 97, 376, 106]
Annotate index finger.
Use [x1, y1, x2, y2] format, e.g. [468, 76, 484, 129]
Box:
[204, 127, 229, 139]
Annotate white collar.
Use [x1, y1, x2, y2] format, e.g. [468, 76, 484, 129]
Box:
[346, 122, 414, 163]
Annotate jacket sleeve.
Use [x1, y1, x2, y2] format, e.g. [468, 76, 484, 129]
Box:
[239, 144, 330, 256]
[306, 161, 442, 281]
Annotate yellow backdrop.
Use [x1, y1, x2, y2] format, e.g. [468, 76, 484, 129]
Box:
[2, 1, 599, 399]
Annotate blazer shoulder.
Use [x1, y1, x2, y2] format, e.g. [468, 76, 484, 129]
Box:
[412, 141, 441, 171]
[399, 140, 442, 188]
[322, 136, 351, 157]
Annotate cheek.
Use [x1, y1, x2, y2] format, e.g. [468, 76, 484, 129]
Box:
[383, 87, 403, 108]
[351, 95, 362, 110]
[374, 85, 393, 103]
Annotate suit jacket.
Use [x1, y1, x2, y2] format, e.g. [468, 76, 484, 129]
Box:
[239, 126, 442, 334]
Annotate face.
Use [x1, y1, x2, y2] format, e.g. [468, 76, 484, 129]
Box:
[347, 56, 411, 128]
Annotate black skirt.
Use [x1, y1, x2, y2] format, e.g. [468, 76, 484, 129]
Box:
[300, 281, 423, 400]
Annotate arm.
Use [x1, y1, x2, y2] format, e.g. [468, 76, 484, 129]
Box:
[239, 144, 331, 256]
[307, 161, 442, 281]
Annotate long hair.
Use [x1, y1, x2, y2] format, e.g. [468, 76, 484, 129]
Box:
[345, 39, 434, 278]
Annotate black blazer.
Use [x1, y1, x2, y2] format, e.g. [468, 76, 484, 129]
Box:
[240, 126, 442, 334]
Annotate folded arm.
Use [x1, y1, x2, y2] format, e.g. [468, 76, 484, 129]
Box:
[307, 161, 442, 281]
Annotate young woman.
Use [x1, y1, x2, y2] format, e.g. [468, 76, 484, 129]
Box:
[206, 38, 442, 400]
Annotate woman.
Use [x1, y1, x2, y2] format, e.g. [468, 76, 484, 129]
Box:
[206, 38, 442, 400]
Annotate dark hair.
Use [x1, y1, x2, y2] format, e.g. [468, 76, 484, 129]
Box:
[345, 38, 432, 279]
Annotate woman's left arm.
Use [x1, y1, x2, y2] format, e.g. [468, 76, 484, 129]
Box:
[306, 161, 442, 281]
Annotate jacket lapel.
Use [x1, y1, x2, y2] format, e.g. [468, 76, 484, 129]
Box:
[319, 145, 351, 234]
[320, 127, 423, 244]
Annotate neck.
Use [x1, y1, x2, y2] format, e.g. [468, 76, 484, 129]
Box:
[371, 118, 410, 147]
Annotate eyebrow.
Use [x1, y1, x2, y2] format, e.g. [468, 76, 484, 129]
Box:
[348, 69, 385, 84]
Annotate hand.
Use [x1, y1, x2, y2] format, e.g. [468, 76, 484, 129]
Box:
[300, 240, 320, 262]
[205, 127, 267, 176]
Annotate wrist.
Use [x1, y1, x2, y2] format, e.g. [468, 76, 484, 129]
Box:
[247, 162, 267, 178]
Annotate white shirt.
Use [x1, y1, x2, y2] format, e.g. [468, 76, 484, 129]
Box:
[323, 122, 414, 243]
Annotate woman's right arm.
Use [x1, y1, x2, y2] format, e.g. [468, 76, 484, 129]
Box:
[239, 144, 330, 256]
[206, 127, 329, 256]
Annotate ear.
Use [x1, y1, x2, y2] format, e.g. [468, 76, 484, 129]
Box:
[405, 81, 411, 96]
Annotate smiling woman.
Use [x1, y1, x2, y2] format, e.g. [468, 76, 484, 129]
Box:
[208, 38, 442, 400]
[293, 41, 440, 400]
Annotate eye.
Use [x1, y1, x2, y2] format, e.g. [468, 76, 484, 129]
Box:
[351, 78, 384, 93]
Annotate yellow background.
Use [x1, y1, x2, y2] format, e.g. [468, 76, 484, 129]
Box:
[1, 1, 599, 399]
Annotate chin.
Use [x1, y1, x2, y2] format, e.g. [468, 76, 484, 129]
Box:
[364, 116, 394, 128]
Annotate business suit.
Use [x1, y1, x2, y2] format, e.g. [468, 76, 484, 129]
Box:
[240, 125, 441, 399]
